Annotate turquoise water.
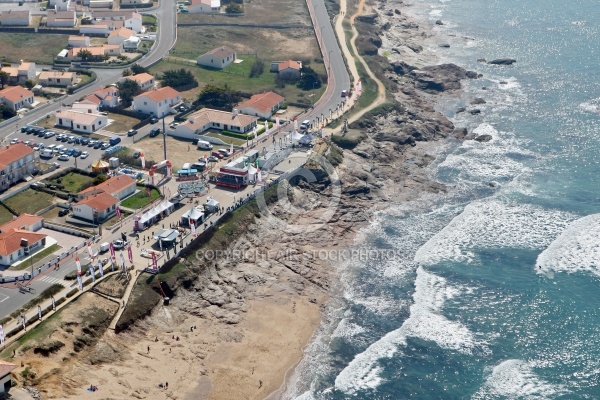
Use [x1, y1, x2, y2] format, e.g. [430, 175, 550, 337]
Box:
[284, 0, 600, 398]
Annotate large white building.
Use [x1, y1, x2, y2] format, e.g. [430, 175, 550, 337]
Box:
[55, 109, 108, 133]
[72, 192, 119, 222]
[173, 108, 257, 139]
[120, 72, 155, 91]
[132, 86, 181, 117]
[0, 214, 45, 267]
[38, 70, 77, 87]
[90, 10, 143, 33]
[237, 91, 285, 119]
[0, 144, 37, 192]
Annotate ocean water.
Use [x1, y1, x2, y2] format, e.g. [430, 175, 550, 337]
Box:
[283, 0, 600, 398]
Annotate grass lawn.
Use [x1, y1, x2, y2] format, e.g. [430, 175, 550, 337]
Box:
[36, 115, 56, 130]
[105, 114, 141, 134]
[120, 187, 161, 210]
[0, 33, 69, 64]
[10, 244, 62, 271]
[0, 205, 15, 225]
[204, 132, 246, 146]
[46, 172, 94, 193]
[4, 189, 55, 215]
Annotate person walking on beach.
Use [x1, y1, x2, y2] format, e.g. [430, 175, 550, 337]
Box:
[259, 380, 263, 388]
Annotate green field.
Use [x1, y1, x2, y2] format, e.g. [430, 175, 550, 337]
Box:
[4, 189, 54, 215]
[0, 33, 69, 64]
[0, 204, 15, 225]
[46, 172, 94, 194]
[119, 187, 161, 210]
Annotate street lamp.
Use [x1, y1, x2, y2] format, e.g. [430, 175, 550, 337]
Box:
[20, 238, 33, 279]
[312, 81, 318, 107]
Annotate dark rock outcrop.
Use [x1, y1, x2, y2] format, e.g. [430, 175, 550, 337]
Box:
[435, 19, 444, 25]
[439, 43, 450, 48]
[470, 98, 486, 105]
[394, 9, 401, 15]
[488, 58, 516, 65]
[475, 134, 493, 142]
[391, 60, 415, 75]
[410, 63, 478, 93]
[356, 13, 378, 24]
[469, 109, 481, 115]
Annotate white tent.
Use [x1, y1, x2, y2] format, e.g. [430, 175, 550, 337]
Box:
[291, 130, 304, 141]
[181, 206, 204, 225]
[205, 197, 220, 213]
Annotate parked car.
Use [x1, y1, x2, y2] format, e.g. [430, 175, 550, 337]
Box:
[87, 140, 97, 147]
[169, 122, 179, 129]
[149, 128, 161, 137]
[80, 138, 90, 145]
[67, 136, 76, 143]
[66, 148, 75, 156]
[93, 142, 102, 149]
[207, 155, 219, 162]
[21, 126, 32, 133]
[150, 117, 159, 124]
[57, 154, 70, 161]
[58, 209, 69, 217]
[341, 89, 348, 97]
[80, 151, 89, 159]
[217, 149, 231, 157]
[100, 142, 110, 150]
[112, 239, 126, 250]
[127, 129, 138, 137]
[133, 151, 141, 159]
[72, 149, 82, 157]
[56, 134, 65, 141]
[44, 131, 56, 138]
[211, 151, 224, 159]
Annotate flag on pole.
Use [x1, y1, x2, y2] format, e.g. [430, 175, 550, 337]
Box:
[276, 115, 280, 129]
[98, 259, 104, 277]
[87, 242, 93, 258]
[21, 316, 26, 331]
[111, 257, 116, 272]
[110, 242, 115, 257]
[294, 117, 298, 131]
[190, 219, 196, 237]
[77, 275, 83, 290]
[257, 167, 262, 185]
[116, 206, 121, 219]
[38, 305, 42, 321]
[140, 152, 145, 169]
[128, 245, 133, 264]
[152, 251, 157, 270]
[120, 252, 126, 271]
[89, 265, 96, 282]
[230, 142, 234, 156]
[51, 297, 56, 311]
[146, 186, 151, 197]
[0, 325, 4, 346]
[265, 119, 269, 133]
[76, 257, 81, 275]
[253, 125, 257, 139]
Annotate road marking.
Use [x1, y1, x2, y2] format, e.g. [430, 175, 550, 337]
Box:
[40, 276, 71, 287]
[0, 293, 9, 303]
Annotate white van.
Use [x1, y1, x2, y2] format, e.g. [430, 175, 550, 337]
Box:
[300, 119, 311, 131]
[40, 149, 54, 158]
[197, 140, 213, 150]
[99, 242, 110, 253]
[55, 144, 65, 152]
[47, 144, 57, 151]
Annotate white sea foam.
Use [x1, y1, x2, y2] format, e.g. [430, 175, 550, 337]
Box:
[414, 199, 576, 266]
[536, 213, 600, 277]
[332, 318, 367, 339]
[473, 359, 567, 399]
[579, 98, 600, 114]
[334, 267, 478, 394]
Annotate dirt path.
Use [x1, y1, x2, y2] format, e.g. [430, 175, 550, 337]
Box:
[334, 0, 387, 124]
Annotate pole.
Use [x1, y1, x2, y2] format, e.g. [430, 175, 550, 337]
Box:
[162, 114, 167, 160]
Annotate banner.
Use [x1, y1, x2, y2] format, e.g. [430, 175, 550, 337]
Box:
[128, 245, 133, 264]
[77, 275, 83, 291]
[257, 167, 262, 185]
[276, 115, 280, 129]
[116, 206, 121, 219]
[230, 142, 234, 156]
[98, 259, 104, 277]
[76, 257, 81, 275]
[89, 265, 96, 283]
[293, 117, 298, 131]
[21, 316, 26, 331]
[111, 257, 116, 272]
[38, 305, 42, 321]
[190, 219, 196, 237]
[146, 186, 151, 197]
[134, 218, 140, 232]
[51, 297, 56, 311]
[120, 252, 126, 271]
[152, 252, 157, 270]
[0, 325, 4, 345]
[140, 152, 145, 169]
[87, 242, 93, 258]
[109, 242, 115, 258]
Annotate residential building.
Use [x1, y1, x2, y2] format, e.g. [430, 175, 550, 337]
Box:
[132, 86, 182, 117]
[196, 46, 236, 69]
[72, 86, 119, 112]
[78, 174, 136, 200]
[107, 27, 135, 45]
[72, 192, 119, 222]
[188, 0, 220, 13]
[79, 24, 110, 37]
[0, 61, 36, 85]
[120, 0, 152, 7]
[174, 108, 257, 139]
[0, 144, 37, 191]
[0, 86, 35, 111]
[66, 45, 120, 60]
[46, 10, 76, 27]
[277, 60, 302, 80]
[0, 214, 44, 234]
[237, 91, 285, 119]
[68, 35, 91, 47]
[90, 10, 143, 33]
[0, 228, 47, 266]
[123, 36, 140, 50]
[55, 109, 108, 133]
[120, 72, 155, 91]
[0, 10, 31, 26]
[48, 0, 72, 11]
[38, 70, 77, 87]
[0, 360, 17, 395]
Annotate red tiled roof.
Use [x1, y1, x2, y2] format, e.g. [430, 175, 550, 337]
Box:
[0, 86, 34, 103]
[278, 60, 301, 71]
[0, 143, 34, 170]
[238, 91, 284, 115]
[0, 360, 18, 378]
[136, 86, 180, 103]
[0, 214, 43, 233]
[79, 174, 135, 197]
[74, 192, 119, 211]
[0, 228, 46, 256]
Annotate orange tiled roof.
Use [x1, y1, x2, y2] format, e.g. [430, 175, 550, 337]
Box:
[74, 192, 119, 211]
[238, 91, 284, 115]
[0, 214, 43, 233]
[0, 143, 34, 170]
[129, 72, 154, 85]
[204, 46, 235, 59]
[108, 27, 134, 39]
[0, 228, 46, 256]
[183, 108, 257, 131]
[79, 174, 135, 197]
[0, 86, 34, 103]
[136, 86, 180, 103]
[39, 70, 76, 80]
[0, 360, 18, 377]
[278, 60, 301, 71]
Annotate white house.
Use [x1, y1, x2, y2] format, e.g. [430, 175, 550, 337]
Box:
[188, 0, 220, 13]
[46, 10, 76, 27]
[66, 45, 121, 60]
[48, 0, 72, 11]
[55, 109, 108, 133]
[68, 35, 91, 48]
[72, 192, 119, 222]
[120, 72, 155, 91]
[132, 86, 182, 117]
[0, 214, 43, 234]
[0, 144, 37, 191]
[78, 174, 136, 201]
[0, 61, 36, 85]
[123, 36, 140, 50]
[0, 86, 35, 111]
[237, 91, 284, 119]
[196, 46, 236, 69]
[0, 229, 46, 267]
[277, 60, 302, 80]
[91, 10, 143, 33]
[79, 24, 110, 37]
[107, 27, 135, 45]
[0, 360, 17, 396]
[73, 86, 119, 111]
[38, 70, 77, 87]
[173, 108, 257, 139]
[0, 10, 31, 26]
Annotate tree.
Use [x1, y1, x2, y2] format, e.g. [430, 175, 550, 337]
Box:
[195, 84, 241, 110]
[122, 69, 132, 77]
[249, 58, 264, 78]
[0, 71, 8, 89]
[117, 80, 142, 107]
[160, 68, 197, 88]
[25, 79, 35, 89]
[77, 49, 93, 61]
[225, 3, 243, 13]
[297, 65, 321, 90]
[131, 63, 148, 75]
[0, 104, 16, 120]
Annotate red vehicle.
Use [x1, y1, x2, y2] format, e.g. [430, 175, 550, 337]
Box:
[211, 151, 224, 159]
